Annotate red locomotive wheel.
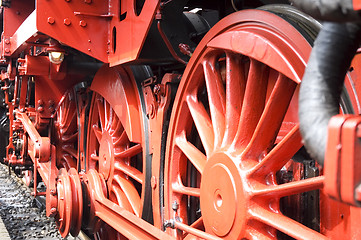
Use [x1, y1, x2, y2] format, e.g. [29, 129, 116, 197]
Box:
[163, 8, 348, 240]
[56, 168, 83, 238]
[54, 90, 78, 170]
[86, 91, 145, 239]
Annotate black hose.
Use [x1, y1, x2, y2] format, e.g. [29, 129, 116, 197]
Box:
[291, 0, 361, 22]
[299, 21, 361, 166]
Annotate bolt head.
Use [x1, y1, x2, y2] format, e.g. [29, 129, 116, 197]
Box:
[47, 17, 55, 24]
[37, 106, 44, 113]
[48, 100, 55, 106]
[79, 20, 87, 27]
[151, 176, 157, 189]
[64, 18, 71, 26]
[172, 201, 179, 211]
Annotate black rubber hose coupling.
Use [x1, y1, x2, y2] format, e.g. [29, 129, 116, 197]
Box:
[299, 21, 361, 166]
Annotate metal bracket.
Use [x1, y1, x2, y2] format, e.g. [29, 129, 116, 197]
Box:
[325, 114, 361, 206]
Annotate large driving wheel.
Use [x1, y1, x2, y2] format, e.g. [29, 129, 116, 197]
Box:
[86, 66, 150, 239]
[54, 90, 78, 170]
[164, 7, 359, 240]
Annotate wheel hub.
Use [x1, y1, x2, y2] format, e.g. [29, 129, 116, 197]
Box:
[98, 132, 113, 180]
[200, 152, 246, 238]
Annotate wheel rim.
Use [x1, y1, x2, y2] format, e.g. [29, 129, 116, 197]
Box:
[164, 10, 327, 239]
[86, 91, 144, 237]
[54, 90, 78, 170]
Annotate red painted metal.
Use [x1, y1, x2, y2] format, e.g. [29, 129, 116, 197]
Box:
[105, 0, 160, 66]
[53, 90, 78, 170]
[90, 65, 143, 143]
[325, 114, 361, 206]
[87, 92, 143, 210]
[36, 0, 108, 63]
[2, 0, 160, 65]
[1, 1, 34, 57]
[2, 0, 361, 239]
[354, 0, 361, 10]
[15, 110, 51, 163]
[56, 168, 83, 237]
[143, 73, 182, 228]
[83, 169, 173, 240]
[87, 67, 146, 238]
[7, 108, 82, 237]
[18, 56, 49, 76]
[0, 53, 86, 238]
[56, 168, 74, 237]
[163, 9, 354, 240]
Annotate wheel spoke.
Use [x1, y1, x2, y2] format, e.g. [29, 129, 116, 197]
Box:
[114, 144, 142, 158]
[243, 74, 297, 158]
[243, 227, 274, 240]
[104, 100, 111, 131]
[58, 106, 65, 125]
[183, 218, 204, 240]
[114, 162, 143, 184]
[175, 131, 206, 174]
[183, 235, 199, 240]
[233, 59, 269, 149]
[60, 155, 74, 169]
[59, 103, 69, 125]
[249, 205, 327, 240]
[249, 124, 302, 176]
[251, 176, 324, 198]
[96, 98, 106, 130]
[113, 130, 128, 146]
[174, 221, 223, 240]
[61, 132, 78, 143]
[62, 145, 78, 159]
[172, 174, 200, 197]
[110, 118, 123, 137]
[90, 153, 99, 161]
[92, 125, 103, 143]
[59, 110, 76, 133]
[203, 57, 226, 147]
[165, 10, 323, 240]
[87, 85, 145, 236]
[223, 52, 245, 146]
[113, 175, 141, 217]
[190, 216, 203, 229]
[186, 95, 214, 155]
[111, 185, 133, 211]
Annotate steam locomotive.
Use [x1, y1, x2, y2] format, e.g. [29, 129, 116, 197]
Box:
[0, 0, 361, 239]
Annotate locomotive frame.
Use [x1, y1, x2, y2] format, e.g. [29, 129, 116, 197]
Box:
[1, 0, 361, 239]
